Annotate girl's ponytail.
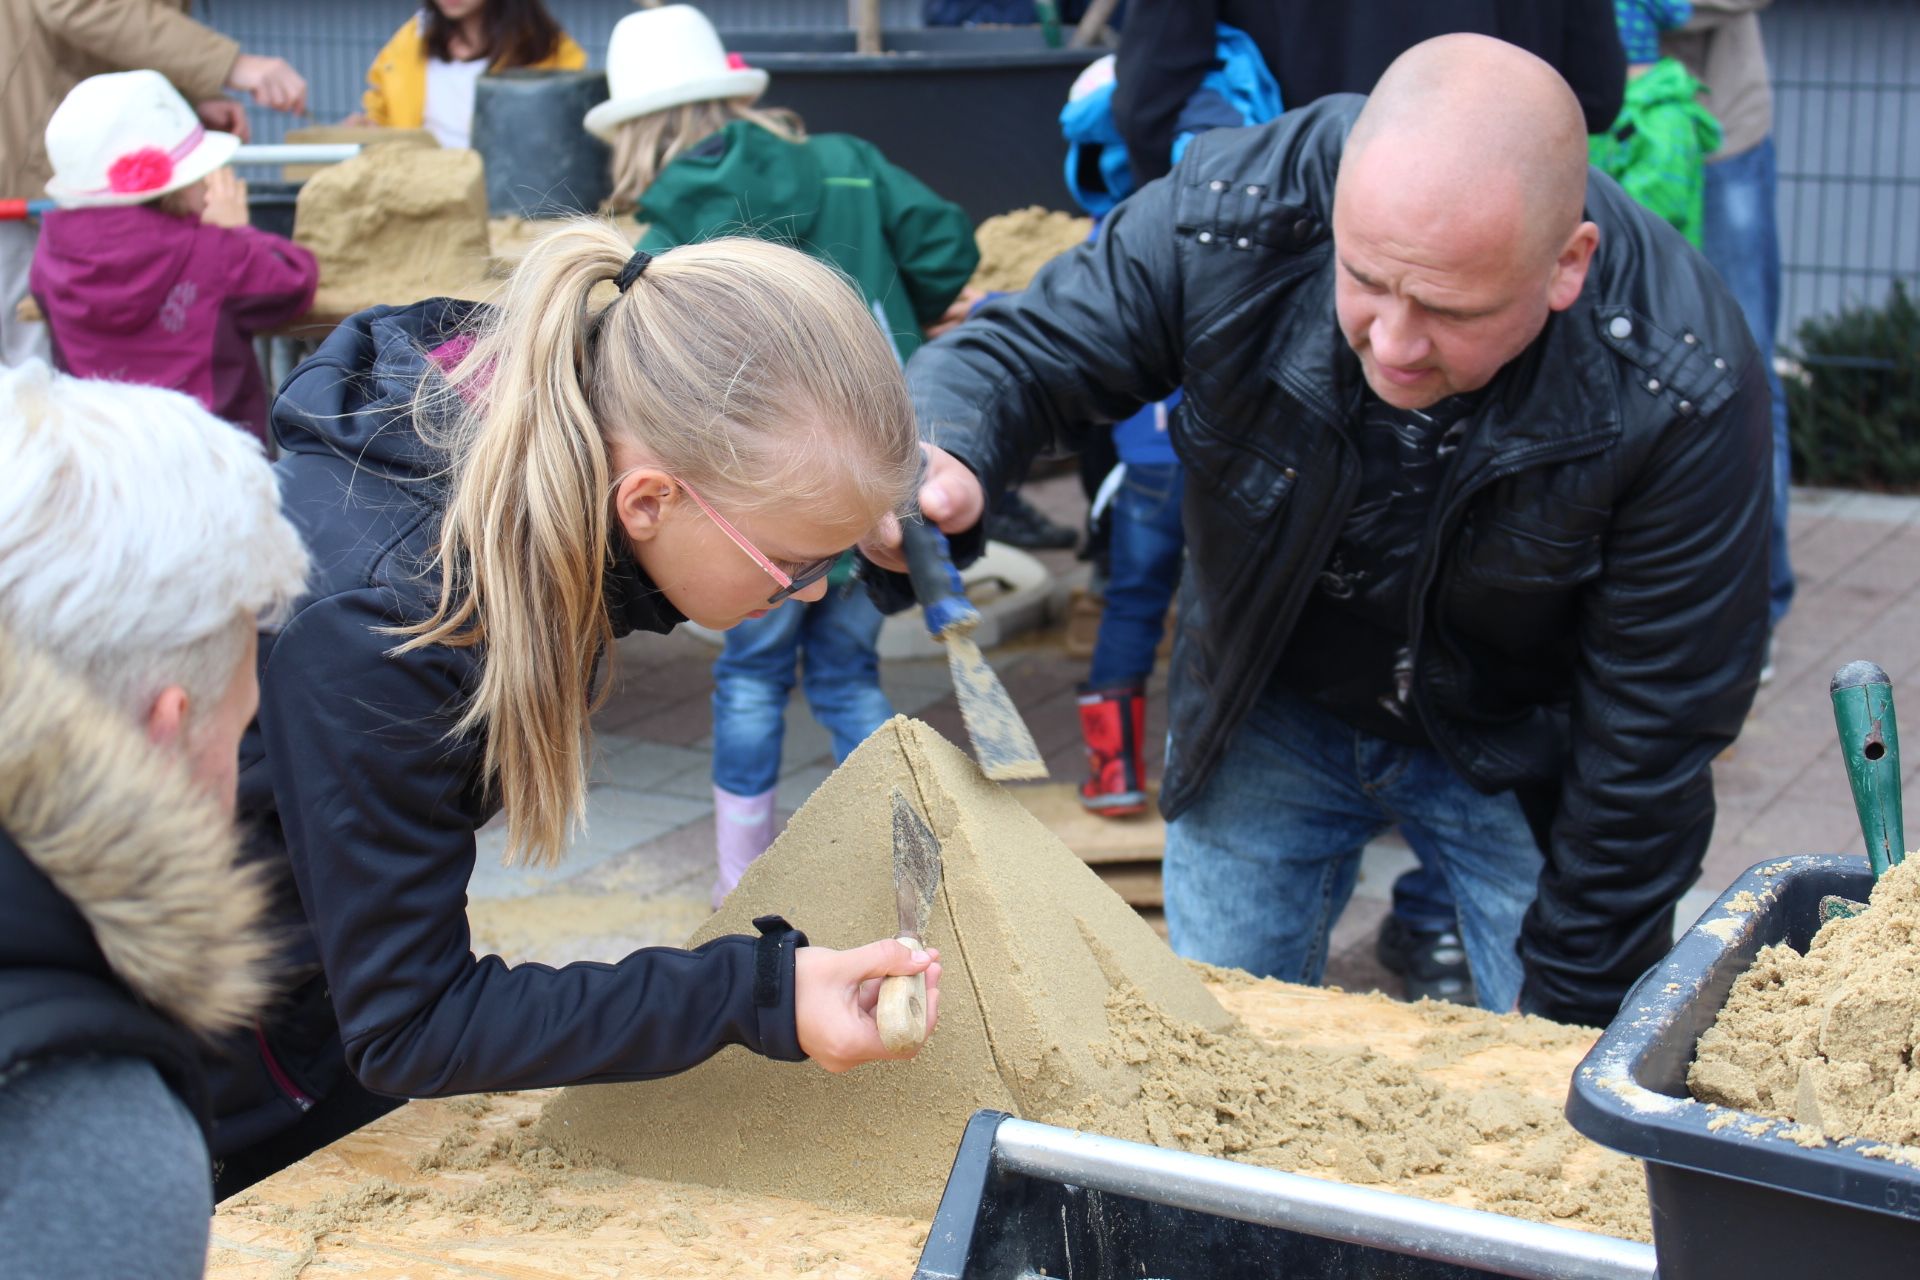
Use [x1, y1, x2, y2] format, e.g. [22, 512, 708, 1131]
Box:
[399, 220, 917, 869]
[397, 221, 633, 867]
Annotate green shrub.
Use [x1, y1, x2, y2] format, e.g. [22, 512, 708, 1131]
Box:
[1786, 281, 1920, 489]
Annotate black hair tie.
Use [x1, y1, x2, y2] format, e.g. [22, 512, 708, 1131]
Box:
[613, 249, 653, 293]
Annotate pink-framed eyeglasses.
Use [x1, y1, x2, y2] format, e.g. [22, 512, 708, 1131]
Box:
[669, 476, 842, 605]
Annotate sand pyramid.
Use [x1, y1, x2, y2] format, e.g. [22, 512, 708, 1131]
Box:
[537, 716, 1229, 1216]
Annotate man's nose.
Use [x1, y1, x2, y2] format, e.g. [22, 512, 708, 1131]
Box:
[1370, 306, 1430, 366]
[793, 576, 832, 605]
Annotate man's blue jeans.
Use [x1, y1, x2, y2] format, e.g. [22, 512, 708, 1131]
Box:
[1162, 684, 1543, 1013]
[1702, 136, 1794, 628]
[1089, 460, 1186, 687]
[711, 585, 894, 797]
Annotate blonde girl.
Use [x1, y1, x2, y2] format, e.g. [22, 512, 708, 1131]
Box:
[207, 219, 942, 1195]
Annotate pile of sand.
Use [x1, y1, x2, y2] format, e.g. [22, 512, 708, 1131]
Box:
[1690, 856, 1920, 1154]
[538, 717, 1649, 1239]
[294, 146, 496, 302]
[970, 206, 1095, 292]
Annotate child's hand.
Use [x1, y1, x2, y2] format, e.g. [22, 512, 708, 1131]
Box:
[793, 940, 942, 1072]
[203, 170, 250, 229]
[924, 286, 988, 340]
[860, 443, 985, 573]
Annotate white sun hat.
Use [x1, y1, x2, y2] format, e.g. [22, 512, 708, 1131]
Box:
[43, 69, 241, 209]
[583, 5, 770, 142]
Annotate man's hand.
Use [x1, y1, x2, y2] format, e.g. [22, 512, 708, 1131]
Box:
[195, 98, 251, 143]
[202, 169, 250, 229]
[860, 443, 986, 573]
[793, 940, 942, 1072]
[924, 286, 988, 341]
[226, 53, 308, 115]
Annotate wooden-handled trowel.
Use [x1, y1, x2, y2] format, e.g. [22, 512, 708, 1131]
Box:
[876, 788, 944, 1053]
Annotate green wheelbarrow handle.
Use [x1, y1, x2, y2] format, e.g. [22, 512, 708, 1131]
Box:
[1832, 660, 1906, 879]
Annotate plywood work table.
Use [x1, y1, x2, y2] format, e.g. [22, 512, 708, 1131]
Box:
[207, 979, 1618, 1280]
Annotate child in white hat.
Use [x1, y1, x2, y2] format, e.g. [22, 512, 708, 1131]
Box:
[28, 70, 317, 442]
[587, 5, 981, 905]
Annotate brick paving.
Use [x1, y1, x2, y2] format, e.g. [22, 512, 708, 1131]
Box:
[467, 476, 1920, 1004]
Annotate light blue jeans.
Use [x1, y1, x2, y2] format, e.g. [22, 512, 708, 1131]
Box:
[1162, 684, 1544, 1013]
[1702, 135, 1794, 628]
[711, 584, 895, 797]
[1089, 460, 1186, 687]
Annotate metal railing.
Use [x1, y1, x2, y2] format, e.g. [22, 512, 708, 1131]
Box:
[1769, 0, 1920, 341]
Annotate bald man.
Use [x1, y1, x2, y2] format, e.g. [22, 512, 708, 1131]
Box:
[871, 36, 1771, 1028]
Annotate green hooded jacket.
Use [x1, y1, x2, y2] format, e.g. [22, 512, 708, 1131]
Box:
[636, 121, 979, 362]
[1588, 58, 1723, 248]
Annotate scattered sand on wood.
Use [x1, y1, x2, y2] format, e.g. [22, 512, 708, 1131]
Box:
[294, 147, 495, 302]
[1690, 856, 1920, 1162]
[467, 888, 711, 969]
[970, 206, 1094, 292]
[537, 717, 1650, 1240]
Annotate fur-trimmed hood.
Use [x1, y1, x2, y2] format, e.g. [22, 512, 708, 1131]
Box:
[0, 625, 272, 1039]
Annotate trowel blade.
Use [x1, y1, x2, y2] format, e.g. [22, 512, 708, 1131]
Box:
[889, 787, 943, 941]
[944, 633, 1048, 781]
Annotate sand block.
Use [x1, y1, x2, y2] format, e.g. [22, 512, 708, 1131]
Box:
[294, 147, 495, 307]
[969, 206, 1094, 293]
[539, 716, 1229, 1217]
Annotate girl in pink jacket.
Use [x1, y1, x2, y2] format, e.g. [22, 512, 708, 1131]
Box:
[30, 70, 316, 441]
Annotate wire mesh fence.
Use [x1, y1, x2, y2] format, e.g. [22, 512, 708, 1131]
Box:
[1769, 0, 1920, 341]
[196, 0, 926, 146]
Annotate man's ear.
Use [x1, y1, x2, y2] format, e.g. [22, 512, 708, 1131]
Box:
[145, 685, 190, 752]
[1547, 221, 1600, 313]
[612, 466, 676, 545]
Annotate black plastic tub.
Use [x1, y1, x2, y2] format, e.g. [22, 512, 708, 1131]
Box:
[723, 27, 1104, 223]
[471, 70, 613, 218]
[916, 1111, 1655, 1279]
[1566, 854, 1920, 1280]
[247, 179, 302, 239]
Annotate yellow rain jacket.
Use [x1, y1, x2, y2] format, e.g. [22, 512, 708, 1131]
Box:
[362, 12, 586, 129]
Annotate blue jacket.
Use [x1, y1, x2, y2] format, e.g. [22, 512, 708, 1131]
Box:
[1061, 24, 1281, 215]
[209, 298, 807, 1156]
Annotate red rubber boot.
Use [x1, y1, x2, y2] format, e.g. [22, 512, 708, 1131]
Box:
[1077, 682, 1149, 817]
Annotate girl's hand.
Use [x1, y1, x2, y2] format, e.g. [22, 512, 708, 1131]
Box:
[860, 443, 985, 573]
[202, 170, 250, 229]
[924, 286, 987, 340]
[793, 940, 941, 1072]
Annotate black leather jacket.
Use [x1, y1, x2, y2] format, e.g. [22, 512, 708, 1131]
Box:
[899, 96, 1771, 1025]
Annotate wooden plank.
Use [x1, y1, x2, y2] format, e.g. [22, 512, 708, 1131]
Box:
[207, 980, 1631, 1278]
[1013, 781, 1165, 865]
[1094, 861, 1164, 908]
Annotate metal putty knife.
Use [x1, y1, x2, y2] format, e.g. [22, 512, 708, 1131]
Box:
[876, 787, 944, 1053]
[898, 508, 1047, 781]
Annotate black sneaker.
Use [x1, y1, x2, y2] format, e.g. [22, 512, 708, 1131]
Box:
[1375, 914, 1478, 1006]
[991, 489, 1080, 551]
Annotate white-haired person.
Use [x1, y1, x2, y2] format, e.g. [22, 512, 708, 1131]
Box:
[210, 220, 944, 1195]
[0, 363, 310, 1277]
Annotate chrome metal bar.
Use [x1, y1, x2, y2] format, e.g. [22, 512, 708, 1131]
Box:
[991, 1119, 1658, 1280]
[231, 144, 361, 166]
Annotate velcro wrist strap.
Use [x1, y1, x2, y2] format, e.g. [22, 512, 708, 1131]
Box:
[751, 914, 807, 1008]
